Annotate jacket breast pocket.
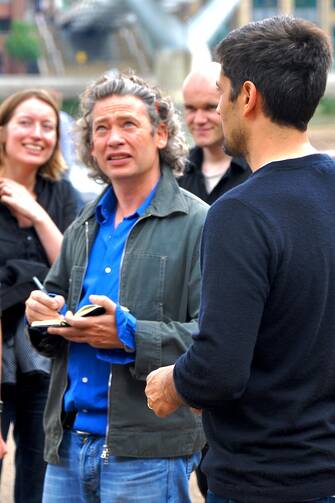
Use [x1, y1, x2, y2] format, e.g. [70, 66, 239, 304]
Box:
[120, 252, 167, 321]
[68, 265, 86, 311]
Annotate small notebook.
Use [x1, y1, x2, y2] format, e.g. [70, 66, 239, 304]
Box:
[30, 304, 106, 328]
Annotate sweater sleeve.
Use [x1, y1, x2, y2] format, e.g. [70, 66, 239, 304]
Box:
[174, 197, 277, 408]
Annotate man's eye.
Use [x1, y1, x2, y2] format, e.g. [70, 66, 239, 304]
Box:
[95, 125, 107, 132]
[123, 121, 135, 128]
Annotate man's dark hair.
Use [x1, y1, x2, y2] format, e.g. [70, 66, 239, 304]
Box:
[215, 16, 332, 131]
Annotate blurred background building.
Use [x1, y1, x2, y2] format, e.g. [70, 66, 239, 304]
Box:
[0, 0, 334, 100]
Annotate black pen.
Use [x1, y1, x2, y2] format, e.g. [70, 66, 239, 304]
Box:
[32, 276, 49, 295]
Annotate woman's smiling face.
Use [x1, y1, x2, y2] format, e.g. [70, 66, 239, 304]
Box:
[3, 97, 58, 170]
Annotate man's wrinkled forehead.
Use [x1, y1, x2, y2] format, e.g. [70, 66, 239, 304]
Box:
[91, 94, 150, 123]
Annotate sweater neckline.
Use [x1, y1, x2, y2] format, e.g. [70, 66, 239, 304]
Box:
[253, 153, 332, 176]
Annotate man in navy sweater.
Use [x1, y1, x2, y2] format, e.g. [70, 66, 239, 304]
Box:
[145, 15, 335, 503]
[180, 61, 251, 501]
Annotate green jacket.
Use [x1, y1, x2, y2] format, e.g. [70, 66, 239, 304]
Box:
[30, 167, 208, 464]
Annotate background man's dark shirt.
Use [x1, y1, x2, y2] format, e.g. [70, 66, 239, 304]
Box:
[178, 146, 251, 204]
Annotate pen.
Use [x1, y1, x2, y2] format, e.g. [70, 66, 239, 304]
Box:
[32, 276, 49, 295]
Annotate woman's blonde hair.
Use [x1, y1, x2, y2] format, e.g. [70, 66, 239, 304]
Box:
[0, 89, 67, 181]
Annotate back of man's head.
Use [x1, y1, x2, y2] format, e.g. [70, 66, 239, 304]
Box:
[216, 16, 332, 131]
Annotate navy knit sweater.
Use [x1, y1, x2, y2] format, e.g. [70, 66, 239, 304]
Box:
[174, 154, 335, 502]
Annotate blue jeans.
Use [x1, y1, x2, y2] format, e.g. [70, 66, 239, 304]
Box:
[207, 491, 335, 503]
[42, 430, 200, 503]
[0, 372, 49, 503]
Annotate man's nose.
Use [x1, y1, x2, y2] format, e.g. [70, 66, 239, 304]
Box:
[107, 128, 125, 145]
[193, 109, 207, 123]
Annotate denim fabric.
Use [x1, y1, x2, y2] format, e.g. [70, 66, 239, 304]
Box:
[42, 430, 200, 503]
[207, 491, 335, 503]
[0, 371, 49, 503]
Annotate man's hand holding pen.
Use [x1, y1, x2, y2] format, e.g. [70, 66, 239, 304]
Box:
[26, 288, 125, 351]
[27, 276, 65, 325]
[25, 290, 65, 326]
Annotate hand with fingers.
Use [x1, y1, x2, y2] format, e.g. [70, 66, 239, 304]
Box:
[25, 290, 65, 325]
[45, 295, 125, 350]
[0, 177, 46, 226]
[145, 365, 185, 418]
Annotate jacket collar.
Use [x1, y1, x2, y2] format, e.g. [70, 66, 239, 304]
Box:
[75, 165, 188, 226]
[145, 165, 188, 217]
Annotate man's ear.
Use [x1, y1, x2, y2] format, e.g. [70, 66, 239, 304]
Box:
[155, 123, 168, 150]
[241, 81, 257, 115]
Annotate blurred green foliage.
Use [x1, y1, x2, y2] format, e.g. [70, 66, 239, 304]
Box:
[311, 96, 335, 126]
[5, 20, 41, 63]
[63, 98, 80, 118]
[317, 96, 335, 116]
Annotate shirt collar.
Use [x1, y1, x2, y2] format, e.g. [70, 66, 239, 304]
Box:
[95, 179, 160, 225]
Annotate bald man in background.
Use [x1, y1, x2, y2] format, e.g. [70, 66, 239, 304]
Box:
[178, 62, 250, 204]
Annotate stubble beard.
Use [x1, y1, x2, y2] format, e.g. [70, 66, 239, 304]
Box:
[223, 127, 248, 160]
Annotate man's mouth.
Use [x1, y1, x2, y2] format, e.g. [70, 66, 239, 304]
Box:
[106, 153, 131, 161]
[194, 128, 212, 134]
[107, 154, 130, 161]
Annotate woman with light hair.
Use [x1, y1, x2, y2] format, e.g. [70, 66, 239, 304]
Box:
[0, 89, 81, 503]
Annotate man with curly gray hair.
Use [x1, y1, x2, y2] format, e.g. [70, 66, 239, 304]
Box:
[77, 71, 187, 179]
[25, 70, 207, 503]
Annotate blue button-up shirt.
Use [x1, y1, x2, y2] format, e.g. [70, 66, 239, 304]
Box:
[64, 183, 157, 435]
